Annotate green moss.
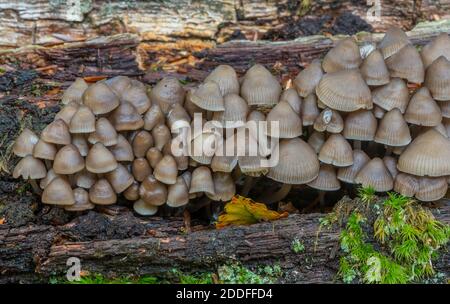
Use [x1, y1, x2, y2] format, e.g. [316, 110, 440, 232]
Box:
[291, 238, 305, 253]
[218, 263, 282, 284]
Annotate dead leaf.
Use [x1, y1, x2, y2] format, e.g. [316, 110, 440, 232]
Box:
[0, 218, 5, 225]
[83, 75, 107, 83]
[216, 195, 288, 229]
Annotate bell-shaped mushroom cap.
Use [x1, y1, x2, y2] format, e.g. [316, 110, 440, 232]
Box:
[120, 79, 151, 114]
[267, 138, 320, 184]
[383, 156, 398, 179]
[109, 134, 134, 162]
[238, 155, 269, 177]
[266, 101, 302, 138]
[53, 144, 85, 174]
[13, 128, 39, 157]
[240, 64, 281, 106]
[124, 181, 140, 201]
[212, 94, 248, 128]
[322, 38, 362, 73]
[404, 87, 442, 126]
[394, 173, 419, 197]
[144, 105, 165, 133]
[42, 177, 75, 205]
[373, 105, 386, 119]
[360, 49, 390, 86]
[82, 81, 119, 115]
[440, 101, 450, 119]
[415, 176, 448, 202]
[150, 76, 185, 114]
[62, 77, 88, 104]
[204, 64, 240, 96]
[146, 147, 163, 168]
[131, 130, 153, 158]
[210, 136, 238, 173]
[184, 88, 207, 118]
[167, 176, 190, 207]
[398, 129, 450, 176]
[307, 164, 341, 191]
[89, 179, 117, 205]
[72, 134, 89, 157]
[206, 172, 236, 202]
[167, 103, 191, 131]
[55, 102, 80, 124]
[69, 105, 96, 133]
[386, 45, 424, 84]
[86, 142, 118, 174]
[74, 169, 96, 189]
[189, 131, 218, 165]
[190, 81, 225, 111]
[151, 124, 171, 151]
[139, 174, 167, 206]
[280, 88, 302, 114]
[355, 157, 394, 192]
[154, 155, 178, 185]
[13, 155, 47, 179]
[132, 157, 152, 182]
[189, 166, 215, 195]
[307, 131, 325, 154]
[164, 137, 189, 171]
[421, 33, 450, 68]
[314, 108, 343, 133]
[41, 119, 71, 145]
[109, 102, 144, 131]
[294, 59, 324, 97]
[104, 75, 132, 95]
[337, 149, 370, 184]
[428, 123, 449, 138]
[65, 188, 95, 211]
[374, 108, 411, 146]
[343, 110, 377, 141]
[424, 56, 450, 101]
[40, 168, 67, 189]
[318, 134, 353, 167]
[88, 118, 118, 146]
[302, 94, 320, 126]
[378, 26, 411, 59]
[316, 69, 372, 112]
[105, 163, 134, 193]
[372, 78, 409, 113]
[133, 199, 158, 216]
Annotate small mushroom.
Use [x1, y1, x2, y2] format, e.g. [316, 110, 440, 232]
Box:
[189, 166, 215, 196]
[420, 33, 450, 68]
[109, 134, 134, 162]
[89, 179, 117, 205]
[105, 163, 134, 193]
[318, 134, 353, 167]
[154, 155, 178, 185]
[42, 177, 75, 205]
[404, 87, 442, 127]
[62, 77, 88, 104]
[307, 131, 325, 153]
[360, 49, 390, 86]
[72, 134, 89, 157]
[13, 128, 39, 157]
[74, 169, 97, 189]
[53, 144, 85, 174]
[109, 102, 144, 131]
[190, 81, 225, 111]
[40, 119, 71, 145]
[119, 79, 151, 114]
[149, 77, 185, 114]
[151, 124, 171, 151]
[374, 108, 411, 147]
[55, 101, 80, 124]
[240, 64, 281, 107]
[124, 181, 140, 201]
[139, 174, 167, 206]
[394, 173, 419, 197]
[378, 26, 411, 59]
[415, 176, 448, 202]
[280, 88, 302, 114]
[132, 157, 152, 182]
[302, 94, 320, 126]
[204, 65, 240, 95]
[65, 188, 95, 211]
[86, 142, 118, 174]
[212, 93, 248, 128]
[307, 164, 341, 208]
[322, 37, 362, 73]
[82, 81, 120, 115]
[69, 105, 96, 133]
[167, 176, 190, 207]
[343, 110, 377, 148]
[293, 59, 323, 97]
[337, 149, 370, 184]
[266, 101, 302, 138]
[385, 45, 424, 84]
[424, 56, 450, 101]
[13, 155, 47, 193]
[146, 147, 163, 168]
[133, 199, 158, 216]
[40, 168, 67, 189]
[143, 104, 165, 131]
[132, 130, 154, 158]
[372, 78, 409, 113]
[104, 75, 132, 95]
[88, 117, 118, 146]
[313, 108, 343, 134]
[355, 157, 393, 192]
[206, 172, 236, 202]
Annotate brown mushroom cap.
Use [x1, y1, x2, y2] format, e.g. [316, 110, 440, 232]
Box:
[167, 176, 190, 207]
[133, 199, 158, 216]
[322, 37, 362, 73]
[65, 188, 95, 211]
[88, 117, 118, 146]
[143, 104, 165, 131]
[154, 155, 178, 185]
[53, 144, 85, 174]
[146, 147, 163, 168]
[69, 105, 96, 133]
[132, 130, 153, 158]
[89, 179, 117, 205]
[139, 174, 167, 206]
[383, 156, 398, 179]
[206, 172, 236, 202]
[440, 101, 450, 119]
[55, 102, 80, 124]
[386, 45, 424, 84]
[266, 101, 302, 138]
[302, 94, 320, 126]
[424, 56, 450, 101]
[82, 81, 119, 115]
[132, 157, 152, 182]
[210, 135, 238, 173]
[398, 129, 450, 177]
[105, 163, 134, 193]
[378, 26, 411, 59]
[421, 33, 450, 68]
[184, 88, 208, 118]
[280, 88, 302, 114]
[318, 134, 353, 167]
[109, 134, 134, 162]
[120, 79, 151, 114]
[151, 124, 171, 151]
[316, 69, 372, 112]
[124, 181, 140, 201]
[360, 49, 390, 86]
[314, 108, 343, 134]
[404, 87, 442, 126]
[355, 157, 394, 192]
[372, 78, 409, 113]
[167, 103, 191, 132]
[13, 155, 47, 179]
[294, 59, 323, 97]
[337, 149, 370, 184]
[374, 108, 411, 147]
[267, 138, 320, 184]
[13, 128, 39, 157]
[149, 77, 185, 114]
[74, 169, 97, 189]
[343, 110, 377, 141]
[189, 131, 218, 165]
[415, 176, 448, 202]
[240, 64, 281, 106]
[307, 164, 341, 191]
[109, 102, 144, 131]
[42, 177, 75, 205]
[394, 173, 419, 197]
[40, 168, 67, 189]
[191, 81, 225, 111]
[62, 78, 89, 105]
[189, 166, 215, 195]
[204, 64, 240, 96]
[72, 134, 89, 157]
[86, 142, 118, 174]
[307, 131, 325, 154]
[212, 93, 248, 128]
[104, 75, 132, 95]
[41, 119, 71, 145]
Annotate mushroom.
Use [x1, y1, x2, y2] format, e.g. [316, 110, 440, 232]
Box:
[13, 128, 39, 157]
[293, 59, 323, 97]
[189, 166, 215, 196]
[404, 87, 442, 127]
[32, 139, 56, 168]
[40, 119, 71, 145]
[72, 134, 89, 157]
[151, 124, 171, 151]
[69, 105, 96, 133]
[167, 176, 190, 207]
[149, 76, 185, 114]
[424, 56, 450, 101]
[105, 163, 134, 193]
[266, 101, 302, 138]
[210, 135, 238, 173]
[53, 144, 85, 174]
[88, 117, 118, 146]
[302, 94, 320, 127]
[240, 64, 281, 107]
[89, 179, 117, 205]
[343, 109, 377, 149]
[13, 155, 47, 193]
[119, 79, 151, 114]
[372, 78, 409, 113]
[415, 176, 448, 202]
[360, 49, 390, 86]
[190, 81, 224, 111]
[307, 164, 341, 208]
[184, 88, 207, 118]
[133, 199, 158, 216]
[146, 147, 163, 168]
[313, 108, 343, 134]
[132, 130, 153, 158]
[139, 174, 167, 206]
[206, 172, 236, 202]
[420, 33, 450, 68]
[104, 75, 132, 95]
[212, 93, 248, 128]
[109, 134, 134, 162]
[204, 65, 240, 95]
[307, 131, 325, 153]
[385, 45, 424, 84]
[154, 155, 178, 185]
[82, 81, 119, 115]
[279, 88, 302, 114]
[337, 149, 370, 184]
[394, 173, 419, 197]
[318, 134, 353, 167]
[55, 101, 79, 124]
[62, 77, 88, 104]
[74, 169, 97, 189]
[377, 26, 411, 59]
[382, 156, 398, 179]
[42, 177, 75, 205]
[86, 142, 118, 174]
[143, 104, 165, 131]
[40, 168, 68, 189]
[355, 157, 394, 192]
[322, 37, 362, 73]
[124, 181, 140, 201]
[374, 108, 412, 147]
[109, 102, 145, 131]
[132, 158, 152, 182]
[65, 188, 95, 212]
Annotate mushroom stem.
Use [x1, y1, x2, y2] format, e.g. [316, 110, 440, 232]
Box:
[188, 196, 212, 213]
[28, 179, 42, 194]
[44, 160, 52, 170]
[318, 191, 326, 210]
[261, 183, 292, 204]
[183, 208, 191, 233]
[353, 140, 361, 150]
[240, 176, 255, 196]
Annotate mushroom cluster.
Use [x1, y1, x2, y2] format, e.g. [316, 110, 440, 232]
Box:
[12, 27, 450, 216]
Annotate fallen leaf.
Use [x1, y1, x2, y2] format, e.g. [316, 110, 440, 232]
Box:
[83, 75, 107, 83]
[0, 218, 5, 225]
[216, 195, 288, 229]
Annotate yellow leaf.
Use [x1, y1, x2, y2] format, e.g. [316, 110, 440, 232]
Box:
[216, 195, 288, 229]
[0, 218, 5, 225]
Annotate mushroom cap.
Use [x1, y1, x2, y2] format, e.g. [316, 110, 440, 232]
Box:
[132, 157, 152, 182]
[267, 138, 320, 184]
[88, 117, 118, 146]
[89, 179, 117, 205]
[404, 87, 442, 126]
[72, 134, 89, 157]
[355, 157, 394, 192]
[184, 88, 208, 118]
[124, 181, 140, 201]
[415, 176, 448, 202]
[373, 105, 386, 119]
[302, 94, 320, 126]
[31, 139, 57, 162]
[53, 144, 85, 174]
[374, 108, 411, 147]
[109, 102, 144, 131]
[421, 33, 450, 68]
[318, 134, 353, 167]
[83, 82, 119, 115]
[154, 155, 178, 185]
[69, 105, 96, 133]
[314, 108, 343, 134]
[210, 136, 238, 172]
[307, 131, 325, 154]
[322, 38, 362, 73]
[316, 69, 372, 112]
[164, 137, 189, 171]
[42, 177, 75, 205]
[132, 130, 153, 158]
[55, 102, 80, 124]
[41, 119, 71, 145]
[266, 101, 302, 138]
[40, 168, 68, 189]
[143, 104, 165, 131]
[191, 81, 225, 111]
[307, 164, 341, 191]
[86, 142, 118, 174]
[440, 101, 450, 119]
[337, 149, 370, 184]
[120, 79, 151, 114]
[151, 124, 171, 151]
[133, 199, 158, 216]
[383, 156, 398, 179]
[139, 174, 167, 206]
[204, 64, 240, 96]
[109, 134, 134, 162]
[240, 64, 281, 106]
[189, 166, 215, 195]
[149, 76, 185, 114]
[62, 77, 89, 104]
[212, 93, 248, 127]
[394, 173, 419, 197]
[294, 59, 324, 97]
[105, 163, 134, 193]
[13, 155, 47, 179]
[74, 169, 97, 189]
[167, 176, 190, 207]
[360, 49, 390, 86]
[167, 103, 191, 131]
[280, 88, 302, 114]
[386, 45, 424, 84]
[343, 109, 377, 141]
[206, 172, 236, 202]
[189, 132, 218, 165]
[13, 128, 39, 157]
[65, 188, 95, 211]
[146, 147, 163, 168]
[424, 56, 450, 101]
[378, 26, 411, 59]
[104, 75, 132, 95]
[238, 155, 269, 177]
[398, 129, 450, 177]
[371, 78, 409, 113]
